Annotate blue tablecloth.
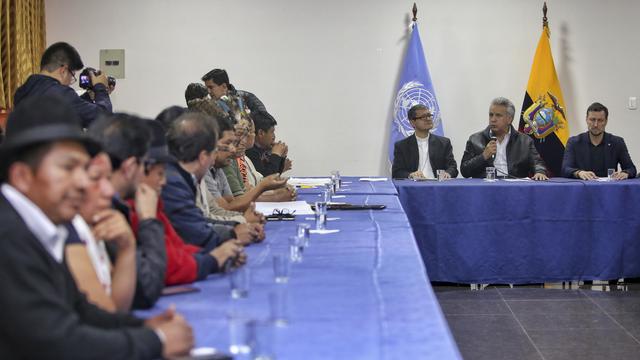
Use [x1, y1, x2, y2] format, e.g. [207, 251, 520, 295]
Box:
[138, 194, 461, 359]
[395, 178, 640, 284]
[295, 176, 398, 195]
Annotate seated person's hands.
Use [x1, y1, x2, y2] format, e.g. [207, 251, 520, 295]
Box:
[575, 170, 598, 180]
[135, 183, 159, 220]
[244, 203, 266, 224]
[91, 209, 135, 250]
[271, 141, 287, 157]
[612, 171, 629, 180]
[210, 240, 244, 270]
[409, 170, 426, 179]
[260, 174, 288, 191]
[145, 305, 194, 358]
[283, 158, 293, 172]
[233, 223, 258, 245]
[532, 173, 549, 181]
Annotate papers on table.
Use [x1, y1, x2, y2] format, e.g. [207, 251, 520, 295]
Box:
[255, 201, 315, 215]
[359, 177, 388, 182]
[502, 178, 532, 182]
[309, 229, 340, 234]
[288, 177, 332, 187]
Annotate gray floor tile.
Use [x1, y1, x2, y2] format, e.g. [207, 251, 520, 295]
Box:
[507, 299, 602, 315]
[439, 299, 510, 315]
[499, 288, 586, 300]
[528, 328, 639, 348]
[435, 288, 502, 301]
[539, 345, 640, 360]
[446, 315, 542, 360]
[582, 288, 640, 298]
[516, 312, 620, 331]
[591, 297, 640, 313]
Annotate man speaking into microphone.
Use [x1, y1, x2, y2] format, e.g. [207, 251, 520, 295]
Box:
[461, 97, 548, 180]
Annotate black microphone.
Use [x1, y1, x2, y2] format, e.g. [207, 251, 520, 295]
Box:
[489, 130, 497, 160]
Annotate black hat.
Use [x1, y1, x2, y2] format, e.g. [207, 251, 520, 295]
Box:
[145, 120, 175, 164]
[0, 95, 100, 164]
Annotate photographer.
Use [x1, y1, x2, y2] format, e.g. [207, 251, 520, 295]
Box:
[13, 42, 112, 128]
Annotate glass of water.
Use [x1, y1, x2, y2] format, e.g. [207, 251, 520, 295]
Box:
[272, 253, 290, 284]
[227, 312, 253, 355]
[229, 267, 250, 299]
[289, 236, 303, 263]
[607, 168, 615, 181]
[314, 201, 327, 230]
[297, 223, 311, 248]
[485, 167, 496, 182]
[437, 169, 446, 181]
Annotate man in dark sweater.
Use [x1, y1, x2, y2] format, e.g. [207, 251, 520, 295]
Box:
[13, 42, 112, 128]
[0, 95, 192, 359]
[246, 110, 292, 176]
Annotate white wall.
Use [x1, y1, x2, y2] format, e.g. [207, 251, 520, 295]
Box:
[46, 0, 640, 176]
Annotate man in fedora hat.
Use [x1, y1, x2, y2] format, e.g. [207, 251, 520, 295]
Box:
[13, 42, 112, 128]
[0, 95, 193, 359]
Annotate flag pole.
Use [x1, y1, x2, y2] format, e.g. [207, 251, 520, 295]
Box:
[412, 3, 418, 23]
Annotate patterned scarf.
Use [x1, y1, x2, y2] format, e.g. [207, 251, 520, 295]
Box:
[237, 156, 248, 184]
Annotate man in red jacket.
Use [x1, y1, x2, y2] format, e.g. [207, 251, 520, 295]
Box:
[129, 120, 245, 285]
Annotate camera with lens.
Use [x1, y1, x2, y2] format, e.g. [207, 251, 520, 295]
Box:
[107, 76, 116, 88]
[78, 67, 101, 90]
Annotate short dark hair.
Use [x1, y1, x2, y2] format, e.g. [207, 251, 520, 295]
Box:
[216, 116, 234, 134]
[407, 104, 428, 120]
[167, 112, 218, 162]
[87, 114, 151, 170]
[185, 83, 209, 104]
[201, 68, 229, 86]
[587, 102, 608, 119]
[0, 142, 53, 182]
[252, 110, 277, 133]
[155, 106, 187, 131]
[40, 42, 84, 72]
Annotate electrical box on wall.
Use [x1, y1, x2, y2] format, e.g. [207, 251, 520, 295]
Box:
[99, 49, 125, 79]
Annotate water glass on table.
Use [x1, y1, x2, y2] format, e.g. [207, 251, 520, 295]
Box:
[272, 253, 290, 284]
[229, 267, 250, 299]
[331, 170, 341, 190]
[437, 169, 446, 181]
[297, 223, 311, 247]
[315, 201, 328, 230]
[289, 236, 303, 263]
[485, 167, 496, 182]
[608, 168, 615, 181]
[269, 288, 289, 327]
[227, 312, 253, 355]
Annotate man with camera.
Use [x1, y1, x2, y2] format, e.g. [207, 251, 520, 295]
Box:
[13, 42, 112, 128]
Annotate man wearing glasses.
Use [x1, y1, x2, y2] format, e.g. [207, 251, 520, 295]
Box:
[13, 42, 112, 128]
[392, 104, 458, 179]
[561, 102, 636, 180]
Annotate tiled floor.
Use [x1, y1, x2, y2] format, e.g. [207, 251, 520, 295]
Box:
[434, 283, 640, 360]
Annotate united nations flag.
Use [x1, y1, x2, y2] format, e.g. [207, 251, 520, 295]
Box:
[388, 5, 443, 162]
[518, 3, 569, 176]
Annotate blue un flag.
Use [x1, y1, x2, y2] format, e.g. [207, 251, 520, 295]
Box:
[389, 23, 443, 162]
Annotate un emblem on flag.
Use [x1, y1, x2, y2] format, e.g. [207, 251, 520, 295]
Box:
[522, 92, 566, 139]
[393, 81, 441, 137]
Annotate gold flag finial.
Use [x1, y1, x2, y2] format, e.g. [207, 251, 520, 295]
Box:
[412, 3, 418, 22]
[543, 2, 548, 28]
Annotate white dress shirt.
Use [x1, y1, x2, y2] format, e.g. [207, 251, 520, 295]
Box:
[494, 129, 511, 177]
[72, 215, 113, 294]
[2, 184, 68, 263]
[416, 133, 434, 179]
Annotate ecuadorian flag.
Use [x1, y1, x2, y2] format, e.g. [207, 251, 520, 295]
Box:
[518, 7, 569, 177]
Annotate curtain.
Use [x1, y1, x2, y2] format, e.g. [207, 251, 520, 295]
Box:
[0, 0, 46, 111]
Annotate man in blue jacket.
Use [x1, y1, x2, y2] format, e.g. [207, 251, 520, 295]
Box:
[561, 102, 636, 180]
[13, 42, 112, 128]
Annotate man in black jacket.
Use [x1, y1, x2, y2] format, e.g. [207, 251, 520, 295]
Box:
[246, 110, 292, 176]
[0, 95, 192, 359]
[461, 97, 548, 180]
[13, 42, 112, 128]
[392, 104, 458, 179]
[561, 102, 636, 180]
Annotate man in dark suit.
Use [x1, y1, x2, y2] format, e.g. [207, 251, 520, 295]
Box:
[561, 102, 636, 180]
[0, 95, 193, 359]
[461, 97, 548, 180]
[392, 104, 458, 179]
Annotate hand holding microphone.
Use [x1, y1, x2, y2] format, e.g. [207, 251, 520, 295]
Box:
[483, 132, 498, 161]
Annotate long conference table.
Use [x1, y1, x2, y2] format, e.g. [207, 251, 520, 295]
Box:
[395, 178, 640, 284]
[138, 178, 461, 359]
